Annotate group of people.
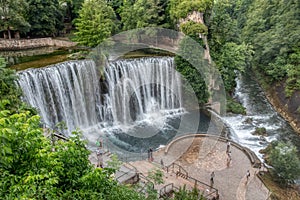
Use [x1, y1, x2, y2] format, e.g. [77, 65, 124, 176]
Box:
[209, 140, 251, 187]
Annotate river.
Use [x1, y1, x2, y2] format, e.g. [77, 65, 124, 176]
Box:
[223, 69, 300, 160]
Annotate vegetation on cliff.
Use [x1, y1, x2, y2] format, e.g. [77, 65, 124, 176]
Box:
[261, 141, 300, 186]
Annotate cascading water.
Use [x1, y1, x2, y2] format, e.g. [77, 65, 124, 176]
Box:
[17, 60, 101, 132]
[223, 70, 300, 159]
[105, 58, 182, 125]
[17, 57, 183, 136]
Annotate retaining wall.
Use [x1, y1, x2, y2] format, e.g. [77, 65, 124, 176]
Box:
[0, 38, 77, 51]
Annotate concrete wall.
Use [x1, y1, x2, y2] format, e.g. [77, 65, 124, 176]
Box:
[0, 38, 77, 51]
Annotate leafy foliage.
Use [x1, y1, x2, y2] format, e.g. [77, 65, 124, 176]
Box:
[214, 42, 253, 93]
[241, 0, 300, 95]
[27, 0, 64, 37]
[0, 58, 22, 111]
[120, 0, 168, 31]
[74, 0, 117, 47]
[208, 0, 253, 93]
[0, 107, 144, 199]
[175, 37, 209, 106]
[169, 0, 213, 21]
[173, 186, 206, 200]
[226, 97, 246, 115]
[267, 141, 300, 186]
[0, 0, 30, 39]
[61, 0, 85, 22]
[180, 21, 208, 36]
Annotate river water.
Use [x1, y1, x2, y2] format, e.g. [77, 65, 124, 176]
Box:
[223, 70, 300, 160]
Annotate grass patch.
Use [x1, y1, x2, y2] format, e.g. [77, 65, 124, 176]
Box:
[260, 172, 300, 200]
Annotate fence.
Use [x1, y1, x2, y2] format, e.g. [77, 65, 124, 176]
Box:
[159, 183, 179, 198]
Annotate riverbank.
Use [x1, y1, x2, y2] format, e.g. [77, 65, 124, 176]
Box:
[252, 69, 300, 134]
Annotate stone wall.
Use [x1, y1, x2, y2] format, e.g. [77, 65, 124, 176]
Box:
[0, 38, 77, 51]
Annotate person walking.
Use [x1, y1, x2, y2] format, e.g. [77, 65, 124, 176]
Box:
[149, 148, 153, 162]
[210, 171, 215, 186]
[246, 170, 250, 181]
[160, 159, 164, 169]
[96, 148, 103, 167]
[226, 141, 231, 153]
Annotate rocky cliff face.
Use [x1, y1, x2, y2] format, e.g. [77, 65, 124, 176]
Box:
[266, 82, 300, 134]
[179, 11, 211, 63]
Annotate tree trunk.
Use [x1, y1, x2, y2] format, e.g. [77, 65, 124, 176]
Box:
[7, 27, 11, 39]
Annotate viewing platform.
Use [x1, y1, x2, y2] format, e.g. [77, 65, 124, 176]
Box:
[90, 134, 271, 200]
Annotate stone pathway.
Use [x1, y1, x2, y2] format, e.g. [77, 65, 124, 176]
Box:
[135, 135, 269, 200]
[89, 134, 270, 200]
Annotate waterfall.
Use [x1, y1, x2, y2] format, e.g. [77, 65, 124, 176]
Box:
[17, 57, 182, 134]
[17, 60, 101, 132]
[105, 58, 182, 125]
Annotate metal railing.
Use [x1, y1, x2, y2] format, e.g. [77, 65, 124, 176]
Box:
[165, 163, 188, 178]
[137, 173, 155, 194]
[165, 163, 218, 199]
[187, 176, 218, 198]
[159, 183, 179, 198]
[115, 162, 138, 183]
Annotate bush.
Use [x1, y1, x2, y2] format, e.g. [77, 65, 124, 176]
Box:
[268, 141, 300, 186]
[253, 127, 267, 136]
[226, 98, 246, 115]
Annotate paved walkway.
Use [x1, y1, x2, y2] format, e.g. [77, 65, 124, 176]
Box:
[131, 135, 270, 200]
[89, 135, 270, 200]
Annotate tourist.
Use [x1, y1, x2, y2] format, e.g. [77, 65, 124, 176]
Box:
[210, 171, 215, 186]
[227, 151, 232, 160]
[226, 141, 231, 153]
[96, 148, 101, 160]
[160, 159, 164, 169]
[226, 151, 232, 167]
[246, 170, 250, 181]
[149, 148, 153, 161]
[96, 148, 103, 167]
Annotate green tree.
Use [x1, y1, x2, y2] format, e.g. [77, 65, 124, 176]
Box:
[120, 0, 167, 30]
[119, 0, 136, 30]
[27, 0, 64, 37]
[169, 0, 213, 23]
[60, 0, 84, 22]
[175, 37, 209, 106]
[214, 42, 252, 93]
[208, 0, 254, 93]
[241, 0, 300, 95]
[0, 107, 144, 199]
[208, 0, 241, 54]
[74, 0, 117, 47]
[268, 141, 300, 186]
[0, 57, 22, 111]
[0, 0, 30, 39]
